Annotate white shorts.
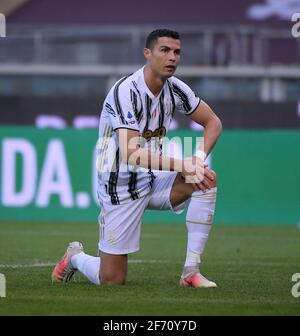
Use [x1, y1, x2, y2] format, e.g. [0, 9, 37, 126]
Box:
[98, 171, 187, 255]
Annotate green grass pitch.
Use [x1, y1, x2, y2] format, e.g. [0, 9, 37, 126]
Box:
[0, 221, 299, 315]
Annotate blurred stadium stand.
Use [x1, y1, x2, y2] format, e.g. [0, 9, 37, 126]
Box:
[0, 0, 29, 16]
[0, 0, 300, 127]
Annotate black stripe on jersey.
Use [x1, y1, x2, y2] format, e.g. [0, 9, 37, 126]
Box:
[143, 94, 152, 134]
[132, 81, 143, 123]
[114, 76, 129, 125]
[148, 170, 156, 188]
[105, 102, 116, 117]
[128, 172, 139, 200]
[130, 89, 137, 119]
[159, 89, 165, 128]
[130, 89, 143, 124]
[167, 80, 176, 117]
[185, 98, 201, 115]
[114, 126, 139, 132]
[108, 148, 120, 205]
[173, 83, 192, 113]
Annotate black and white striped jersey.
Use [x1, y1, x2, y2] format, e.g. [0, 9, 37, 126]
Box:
[97, 66, 200, 205]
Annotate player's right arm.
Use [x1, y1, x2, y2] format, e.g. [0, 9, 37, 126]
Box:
[117, 128, 205, 187]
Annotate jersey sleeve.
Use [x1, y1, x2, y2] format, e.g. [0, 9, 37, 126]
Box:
[105, 79, 139, 132]
[172, 77, 201, 116]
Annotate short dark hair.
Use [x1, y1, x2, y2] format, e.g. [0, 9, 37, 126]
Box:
[145, 29, 180, 49]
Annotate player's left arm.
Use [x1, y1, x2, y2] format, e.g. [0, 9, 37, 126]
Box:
[190, 100, 222, 158]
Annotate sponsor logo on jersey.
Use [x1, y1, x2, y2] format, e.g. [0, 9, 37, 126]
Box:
[142, 126, 166, 141]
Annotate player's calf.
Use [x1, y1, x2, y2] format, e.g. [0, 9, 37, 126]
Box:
[181, 170, 217, 287]
[99, 251, 128, 285]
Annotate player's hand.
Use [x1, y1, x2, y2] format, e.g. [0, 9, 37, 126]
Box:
[182, 159, 216, 192]
[181, 156, 205, 190]
[196, 165, 216, 192]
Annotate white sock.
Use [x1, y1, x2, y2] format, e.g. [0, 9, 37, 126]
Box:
[71, 252, 100, 285]
[184, 187, 217, 270]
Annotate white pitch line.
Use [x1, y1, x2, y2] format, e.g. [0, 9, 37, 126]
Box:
[0, 262, 56, 269]
[0, 259, 166, 268]
[129, 259, 167, 264]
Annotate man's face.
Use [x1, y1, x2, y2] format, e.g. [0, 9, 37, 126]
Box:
[144, 37, 181, 78]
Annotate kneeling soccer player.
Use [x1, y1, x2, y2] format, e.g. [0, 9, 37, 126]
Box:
[52, 28, 222, 287]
